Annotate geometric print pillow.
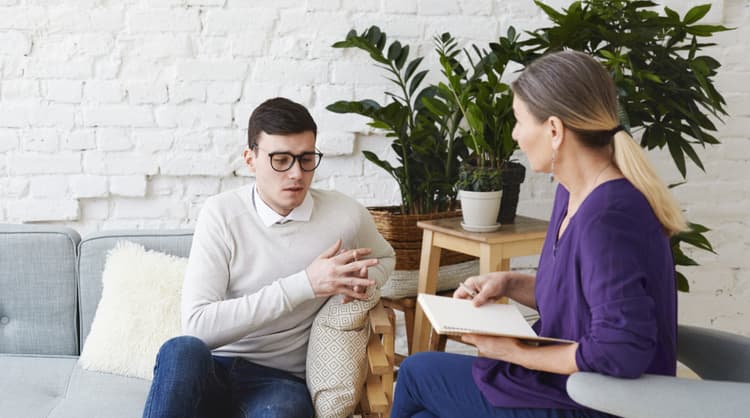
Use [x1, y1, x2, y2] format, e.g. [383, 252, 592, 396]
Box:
[306, 287, 380, 418]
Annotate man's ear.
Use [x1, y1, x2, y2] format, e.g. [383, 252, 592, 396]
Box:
[243, 148, 257, 173]
[548, 116, 565, 151]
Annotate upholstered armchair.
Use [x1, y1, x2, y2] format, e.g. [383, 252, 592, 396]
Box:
[566, 324, 750, 418]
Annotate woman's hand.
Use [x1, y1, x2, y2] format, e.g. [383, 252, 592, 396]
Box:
[461, 334, 524, 362]
[453, 271, 511, 307]
[464, 333, 581, 375]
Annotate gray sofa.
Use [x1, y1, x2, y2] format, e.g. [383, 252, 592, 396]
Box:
[0, 224, 193, 418]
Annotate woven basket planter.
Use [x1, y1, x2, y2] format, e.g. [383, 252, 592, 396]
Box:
[368, 206, 475, 271]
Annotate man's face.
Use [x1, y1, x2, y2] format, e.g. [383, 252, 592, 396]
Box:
[244, 131, 317, 217]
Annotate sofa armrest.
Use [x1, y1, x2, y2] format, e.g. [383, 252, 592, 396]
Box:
[678, 324, 750, 382]
[567, 372, 750, 418]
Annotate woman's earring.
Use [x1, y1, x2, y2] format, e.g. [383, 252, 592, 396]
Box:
[549, 150, 556, 183]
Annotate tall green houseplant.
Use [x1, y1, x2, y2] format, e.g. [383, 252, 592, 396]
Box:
[429, 31, 520, 190]
[327, 26, 465, 215]
[523, 0, 731, 290]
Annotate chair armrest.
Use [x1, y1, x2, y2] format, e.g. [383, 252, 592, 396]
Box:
[567, 372, 750, 418]
[678, 324, 750, 382]
[362, 301, 395, 417]
[369, 302, 393, 335]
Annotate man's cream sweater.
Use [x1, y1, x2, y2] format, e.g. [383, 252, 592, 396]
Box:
[181, 184, 395, 377]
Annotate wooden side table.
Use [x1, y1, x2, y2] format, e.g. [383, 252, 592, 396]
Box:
[410, 215, 549, 354]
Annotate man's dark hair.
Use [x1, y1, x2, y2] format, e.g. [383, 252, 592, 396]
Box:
[247, 97, 317, 148]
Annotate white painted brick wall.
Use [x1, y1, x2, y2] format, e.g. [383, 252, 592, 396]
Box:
[1, 0, 748, 335]
[110, 175, 147, 197]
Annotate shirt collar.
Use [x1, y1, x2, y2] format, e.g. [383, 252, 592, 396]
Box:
[253, 184, 313, 227]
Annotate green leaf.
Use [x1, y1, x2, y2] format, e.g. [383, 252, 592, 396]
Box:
[421, 96, 451, 117]
[387, 41, 402, 61]
[686, 24, 726, 37]
[396, 45, 410, 69]
[673, 225, 715, 253]
[667, 135, 687, 178]
[680, 233, 715, 252]
[599, 49, 617, 60]
[676, 271, 690, 292]
[681, 141, 706, 172]
[642, 72, 663, 83]
[673, 251, 699, 266]
[326, 100, 358, 114]
[687, 222, 710, 234]
[465, 103, 484, 132]
[366, 26, 382, 46]
[684, 4, 711, 25]
[375, 33, 386, 51]
[404, 57, 424, 81]
[368, 120, 392, 130]
[534, 0, 567, 22]
[664, 7, 680, 22]
[362, 150, 397, 175]
[409, 70, 429, 96]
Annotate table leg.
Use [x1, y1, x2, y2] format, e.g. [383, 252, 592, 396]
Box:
[411, 230, 441, 354]
[479, 243, 505, 275]
[480, 244, 509, 303]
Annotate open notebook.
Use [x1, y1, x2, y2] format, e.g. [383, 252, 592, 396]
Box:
[417, 293, 574, 344]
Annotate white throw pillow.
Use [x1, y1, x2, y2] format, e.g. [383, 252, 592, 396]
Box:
[78, 241, 187, 380]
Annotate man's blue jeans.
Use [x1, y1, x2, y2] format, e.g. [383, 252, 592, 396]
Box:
[142, 336, 313, 418]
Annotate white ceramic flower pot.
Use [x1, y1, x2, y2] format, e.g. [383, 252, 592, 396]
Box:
[458, 190, 502, 231]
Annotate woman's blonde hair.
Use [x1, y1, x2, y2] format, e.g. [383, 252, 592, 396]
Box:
[511, 50, 687, 235]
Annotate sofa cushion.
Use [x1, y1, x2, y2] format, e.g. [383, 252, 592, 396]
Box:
[77, 230, 193, 350]
[79, 241, 187, 380]
[0, 354, 149, 418]
[48, 363, 150, 418]
[0, 224, 80, 355]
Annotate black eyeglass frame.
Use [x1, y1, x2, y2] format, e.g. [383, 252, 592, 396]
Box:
[251, 144, 324, 172]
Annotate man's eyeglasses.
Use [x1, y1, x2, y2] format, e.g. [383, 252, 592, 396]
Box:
[251, 145, 323, 172]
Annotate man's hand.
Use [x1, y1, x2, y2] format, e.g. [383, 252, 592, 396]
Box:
[342, 259, 370, 304]
[306, 239, 377, 301]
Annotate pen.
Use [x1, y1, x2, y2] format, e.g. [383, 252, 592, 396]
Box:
[459, 282, 478, 298]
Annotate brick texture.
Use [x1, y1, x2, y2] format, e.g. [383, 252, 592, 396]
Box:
[0, 0, 748, 335]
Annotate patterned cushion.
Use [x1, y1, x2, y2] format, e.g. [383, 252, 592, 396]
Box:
[306, 287, 380, 418]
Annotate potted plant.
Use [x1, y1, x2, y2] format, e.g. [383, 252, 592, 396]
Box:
[522, 0, 729, 290]
[328, 26, 464, 216]
[326, 26, 473, 272]
[428, 31, 521, 229]
[455, 164, 503, 231]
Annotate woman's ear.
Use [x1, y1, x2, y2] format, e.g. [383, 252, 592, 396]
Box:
[547, 116, 565, 151]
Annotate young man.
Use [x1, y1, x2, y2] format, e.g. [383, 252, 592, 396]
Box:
[143, 97, 395, 418]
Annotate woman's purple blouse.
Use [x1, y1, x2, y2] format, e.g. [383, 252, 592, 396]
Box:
[473, 179, 677, 409]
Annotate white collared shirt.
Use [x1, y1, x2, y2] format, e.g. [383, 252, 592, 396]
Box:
[252, 184, 313, 227]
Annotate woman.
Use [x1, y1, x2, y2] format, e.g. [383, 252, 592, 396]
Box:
[391, 50, 686, 418]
